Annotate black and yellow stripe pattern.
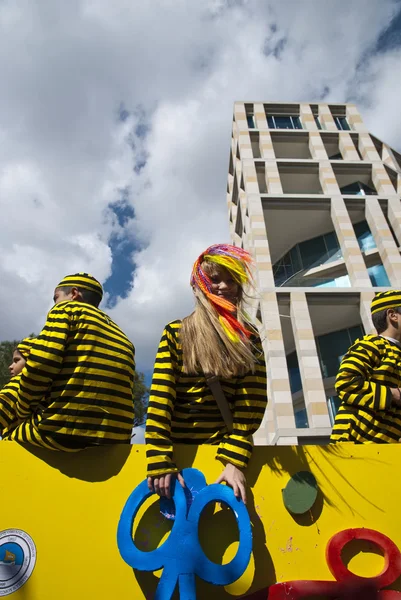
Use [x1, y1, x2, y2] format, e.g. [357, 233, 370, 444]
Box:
[57, 272, 103, 300]
[0, 374, 23, 436]
[11, 300, 135, 447]
[371, 290, 401, 315]
[146, 320, 267, 477]
[331, 335, 401, 443]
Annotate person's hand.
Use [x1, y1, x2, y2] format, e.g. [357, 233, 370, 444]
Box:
[215, 463, 247, 504]
[147, 472, 185, 499]
[391, 388, 401, 407]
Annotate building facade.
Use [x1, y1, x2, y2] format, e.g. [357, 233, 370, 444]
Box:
[227, 102, 401, 445]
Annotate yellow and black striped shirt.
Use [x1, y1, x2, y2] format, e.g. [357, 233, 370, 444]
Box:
[331, 335, 401, 443]
[16, 300, 136, 445]
[146, 320, 267, 477]
[0, 374, 22, 436]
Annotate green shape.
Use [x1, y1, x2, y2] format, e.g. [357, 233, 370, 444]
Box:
[282, 471, 318, 514]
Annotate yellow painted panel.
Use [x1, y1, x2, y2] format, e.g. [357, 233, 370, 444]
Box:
[0, 442, 400, 598]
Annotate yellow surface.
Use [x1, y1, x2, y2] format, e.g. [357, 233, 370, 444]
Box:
[1, 441, 401, 598]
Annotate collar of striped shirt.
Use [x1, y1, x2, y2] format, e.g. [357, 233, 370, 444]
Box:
[381, 335, 401, 348]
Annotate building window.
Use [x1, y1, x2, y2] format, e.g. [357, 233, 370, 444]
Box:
[340, 181, 376, 196]
[267, 115, 302, 130]
[247, 114, 256, 129]
[314, 116, 322, 130]
[353, 220, 376, 252]
[334, 116, 351, 131]
[287, 352, 302, 394]
[274, 230, 344, 287]
[294, 407, 309, 429]
[367, 264, 390, 287]
[327, 396, 341, 426]
[285, 325, 363, 425]
[317, 325, 364, 379]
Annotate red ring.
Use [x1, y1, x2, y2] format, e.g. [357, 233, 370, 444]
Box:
[326, 528, 401, 588]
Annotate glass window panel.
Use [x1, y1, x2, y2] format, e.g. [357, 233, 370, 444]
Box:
[368, 264, 390, 287]
[274, 116, 293, 129]
[290, 245, 302, 272]
[317, 329, 354, 378]
[338, 117, 351, 131]
[324, 231, 342, 262]
[334, 274, 351, 287]
[360, 182, 376, 195]
[267, 115, 275, 128]
[287, 352, 302, 394]
[340, 182, 362, 195]
[314, 116, 322, 130]
[292, 116, 302, 129]
[327, 396, 341, 425]
[353, 220, 376, 252]
[298, 236, 327, 269]
[294, 407, 308, 428]
[348, 324, 364, 342]
[247, 115, 255, 129]
[314, 279, 336, 288]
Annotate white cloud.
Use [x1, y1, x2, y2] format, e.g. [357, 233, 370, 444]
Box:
[0, 0, 400, 370]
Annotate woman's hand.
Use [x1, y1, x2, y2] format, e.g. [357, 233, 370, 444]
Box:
[215, 463, 247, 504]
[147, 472, 186, 499]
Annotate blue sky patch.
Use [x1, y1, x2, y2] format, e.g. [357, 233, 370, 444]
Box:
[104, 197, 138, 306]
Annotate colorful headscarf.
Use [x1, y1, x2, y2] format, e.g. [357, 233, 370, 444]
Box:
[56, 272, 103, 301]
[190, 244, 253, 342]
[371, 290, 401, 315]
[16, 337, 35, 359]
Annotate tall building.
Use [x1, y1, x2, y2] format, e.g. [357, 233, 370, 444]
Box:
[227, 102, 401, 445]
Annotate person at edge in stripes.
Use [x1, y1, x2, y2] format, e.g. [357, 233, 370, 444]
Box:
[1, 273, 136, 451]
[331, 290, 401, 443]
[0, 338, 35, 439]
[146, 244, 267, 504]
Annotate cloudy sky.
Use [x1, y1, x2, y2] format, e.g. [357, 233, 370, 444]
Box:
[0, 0, 400, 379]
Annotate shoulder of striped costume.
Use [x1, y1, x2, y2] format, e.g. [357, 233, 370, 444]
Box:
[348, 334, 387, 353]
[0, 373, 22, 394]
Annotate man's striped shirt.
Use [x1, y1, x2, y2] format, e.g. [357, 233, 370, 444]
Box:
[331, 335, 401, 443]
[16, 300, 136, 445]
[146, 320, 267, 477]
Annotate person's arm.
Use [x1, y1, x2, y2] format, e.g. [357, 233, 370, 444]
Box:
[216, 336, 267, 471]
[146, 325, 180, 485]
[16, 305, 70, 419]
[335, 337, 394, 411]
[0, 375, 22, 433]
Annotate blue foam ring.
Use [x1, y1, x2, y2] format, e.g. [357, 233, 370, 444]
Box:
[117, 467, 252, 600]
[159, 469, 205, 520]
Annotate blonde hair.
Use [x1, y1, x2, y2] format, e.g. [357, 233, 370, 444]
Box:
[180, 262, 258, 378]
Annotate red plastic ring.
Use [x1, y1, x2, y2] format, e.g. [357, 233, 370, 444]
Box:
[326, 528, 401, 588]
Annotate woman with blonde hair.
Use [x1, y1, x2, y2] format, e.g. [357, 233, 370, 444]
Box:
[146, 243, 267, 503]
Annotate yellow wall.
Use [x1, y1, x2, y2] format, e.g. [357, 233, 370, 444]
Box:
[1, 441, 401, 599]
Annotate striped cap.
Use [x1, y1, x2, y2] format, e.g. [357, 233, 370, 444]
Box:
[16, 337, 35, 359]
[371, 290, 401, 315]
[56, 272, 103, 300]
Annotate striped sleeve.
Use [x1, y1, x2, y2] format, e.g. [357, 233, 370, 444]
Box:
[16, 306, 70, 419]
[0, 375, 21, 434]
[217, 336, 267, 469]
[335, 337, 392, 412]
[145, 325, 179, 477]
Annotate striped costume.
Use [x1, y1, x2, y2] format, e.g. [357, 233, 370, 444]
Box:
[0, 373, 24, 437]
[146, 320, 267, 477]
[3, 300, 136, 450]
[0, 338, 34, 438]
[331, 335, 401, 443]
